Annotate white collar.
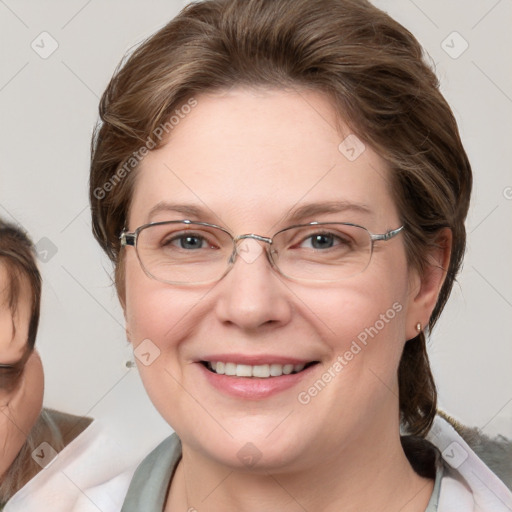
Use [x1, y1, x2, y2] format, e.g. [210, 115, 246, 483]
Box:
[427, 415, 512, 511]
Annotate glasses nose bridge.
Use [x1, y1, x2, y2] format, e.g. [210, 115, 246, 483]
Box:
[229, 233, 275, 267]
[235, 233, 273, 245]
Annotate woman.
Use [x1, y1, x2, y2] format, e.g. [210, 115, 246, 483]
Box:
[88, 0, 512, 510]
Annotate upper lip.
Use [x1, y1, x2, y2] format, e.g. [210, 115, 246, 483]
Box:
[198, 354, 316, 365]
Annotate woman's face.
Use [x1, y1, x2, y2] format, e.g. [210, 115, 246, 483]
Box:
[124, 88, 434, 471]
[0, 265, 44, 480]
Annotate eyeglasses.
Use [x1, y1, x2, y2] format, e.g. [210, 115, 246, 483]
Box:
[120, 220, 404, 285]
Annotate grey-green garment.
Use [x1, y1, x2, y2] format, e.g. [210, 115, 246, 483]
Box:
[120, 433, 443, 512]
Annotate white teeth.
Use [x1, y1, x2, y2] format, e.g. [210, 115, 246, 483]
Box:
[252, 364, 270, 378]
[206, 361, 311, 378]
[282, 364, 294, 375]
[225, 362, 237, 376]
[269, 364, 283, 377]
[236, 364, 253, 377]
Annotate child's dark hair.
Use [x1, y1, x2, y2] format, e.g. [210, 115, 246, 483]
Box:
[0, 218, 41, 352]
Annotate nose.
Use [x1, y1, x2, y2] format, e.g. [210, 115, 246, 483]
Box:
[214, 238, 293, 331]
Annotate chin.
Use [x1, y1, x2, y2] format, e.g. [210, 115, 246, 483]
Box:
[178, 415, 310, 472]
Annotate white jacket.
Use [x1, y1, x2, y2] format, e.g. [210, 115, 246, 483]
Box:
[3, 420, 139, 512]
[5, 415, 512, 511]
[426, 415, 512, 511]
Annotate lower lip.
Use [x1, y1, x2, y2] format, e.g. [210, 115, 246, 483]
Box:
[197, 363, 318, 400]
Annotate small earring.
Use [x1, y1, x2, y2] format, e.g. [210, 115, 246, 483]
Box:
[415, 322, 422, 333]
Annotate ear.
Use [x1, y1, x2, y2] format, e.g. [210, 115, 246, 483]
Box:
[119, 291, 131, 343]
[115, 258, 128, 319]
[405, 228, 452, 340]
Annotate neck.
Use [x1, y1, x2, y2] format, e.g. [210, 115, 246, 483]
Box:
[166, 418, 434, 512]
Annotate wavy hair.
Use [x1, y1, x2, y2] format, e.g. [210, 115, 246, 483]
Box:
[89, 0, 472, 435]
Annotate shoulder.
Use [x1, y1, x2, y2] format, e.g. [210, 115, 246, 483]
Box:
[437, 410, 512, 491]
[130, 432, 182, 478]
[42, 408, 93, 448]
[4, 415, 140, 512]
[1, 409, 93, 509]
[120, 433, 182, 511]
[71, 468, 137, 512]
[71, 433, 181, 512]
[427, 412, 512, 511]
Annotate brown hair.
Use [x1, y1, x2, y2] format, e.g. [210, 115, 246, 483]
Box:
[0, 219, 41, 353]
[89, 0, 472, 436]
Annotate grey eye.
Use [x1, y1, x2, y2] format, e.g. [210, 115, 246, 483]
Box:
[176, 235, 206, 250]
[308, 234, 335, 249]
[298, 232, 349, 250]
[161, 231, 211, 250]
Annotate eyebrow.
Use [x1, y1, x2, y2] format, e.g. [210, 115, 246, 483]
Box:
[145, 200, 373, 227]
[282, 200, 374, 224]
[146, 202, 214, 224]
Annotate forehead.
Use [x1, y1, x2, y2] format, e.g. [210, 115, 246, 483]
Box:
[130, 87, 398, 230]
[0, 264, 31, 363]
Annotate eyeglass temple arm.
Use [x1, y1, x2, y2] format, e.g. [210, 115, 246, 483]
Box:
[119, 231, 136, 247]
[371, 225, 404, 242]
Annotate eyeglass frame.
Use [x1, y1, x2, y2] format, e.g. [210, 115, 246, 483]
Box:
[119, 219, 404, 285]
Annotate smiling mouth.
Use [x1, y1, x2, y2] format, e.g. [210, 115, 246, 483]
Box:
[201, 361, 319, 378]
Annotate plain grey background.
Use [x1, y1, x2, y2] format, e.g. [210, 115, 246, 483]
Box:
[1, 0, 511, 453]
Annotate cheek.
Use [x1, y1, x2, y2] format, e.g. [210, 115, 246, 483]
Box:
[0, 356, 44, 479]
[292, 271, 410, 413]
[0, 412, 24, 479]
[295, 277, 408, 353]
[124, 257, 208, 422]
[289, 287, 407, 440]
[124, 256, 202, 348]
[17, 355, 44, 432]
